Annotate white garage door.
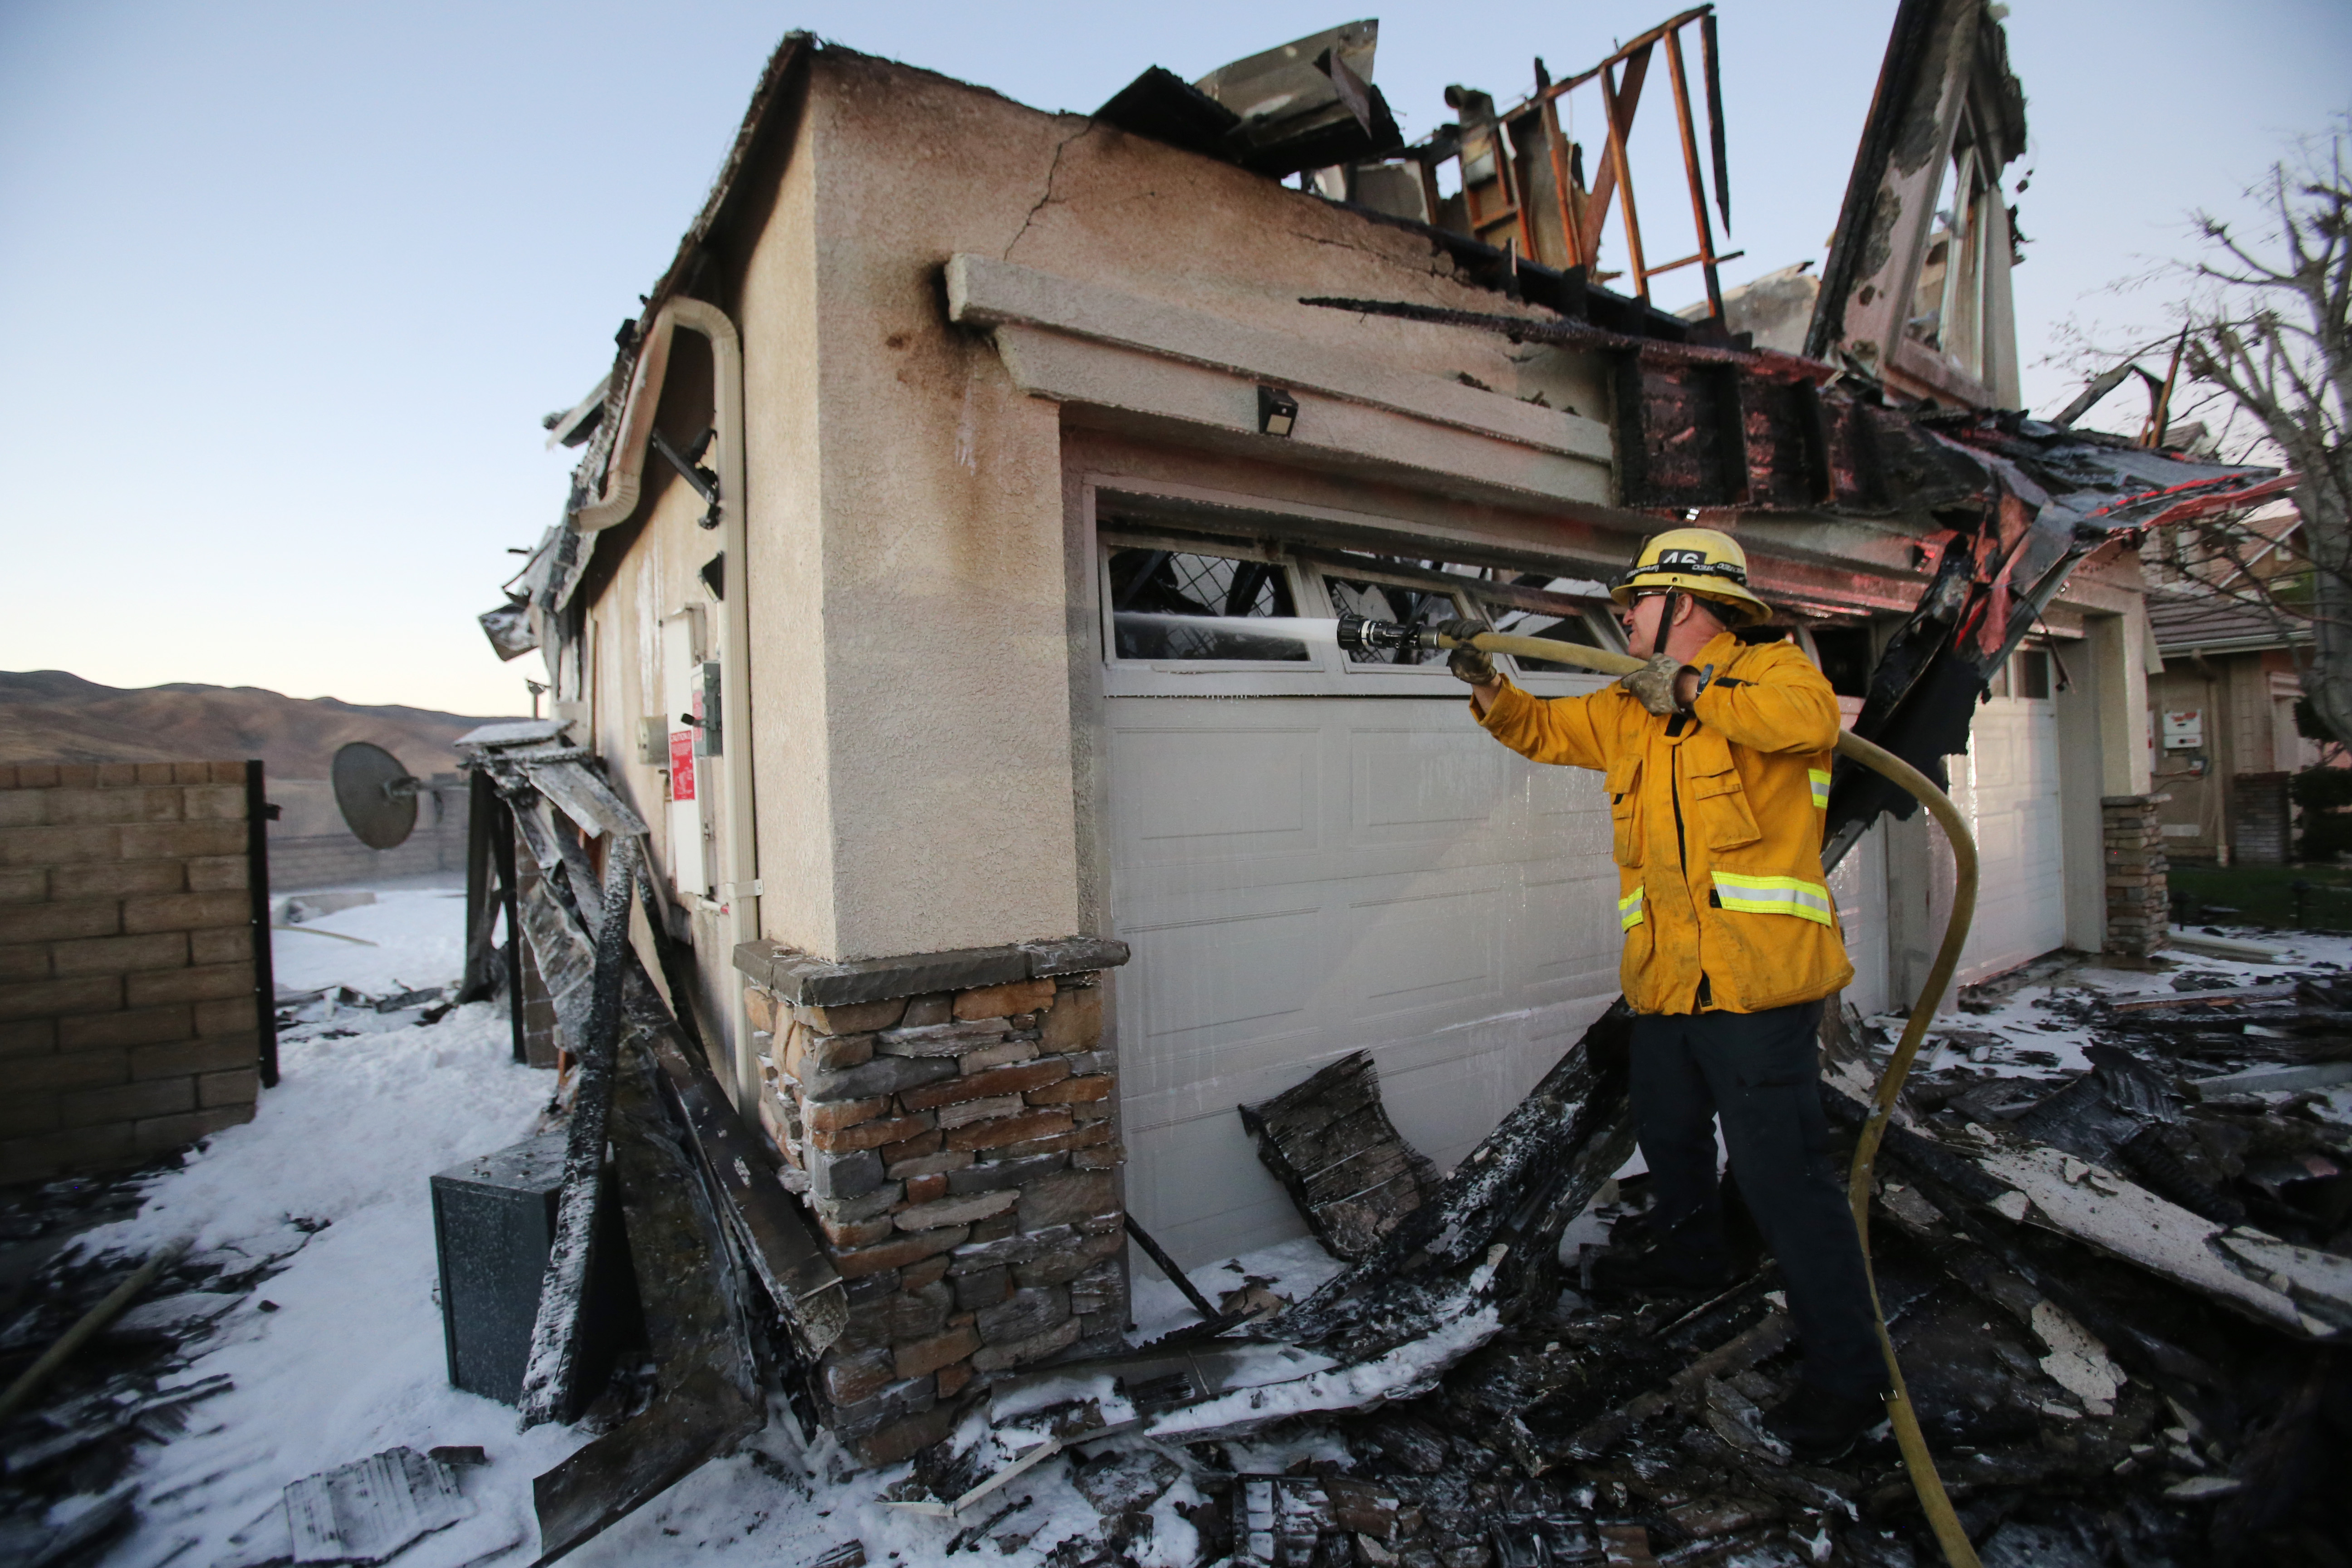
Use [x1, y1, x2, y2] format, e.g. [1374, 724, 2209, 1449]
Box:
[1948, 684, 2066, 982]
[1827, 818, 1891, 1019]
[1108, 695, 1624, 1264]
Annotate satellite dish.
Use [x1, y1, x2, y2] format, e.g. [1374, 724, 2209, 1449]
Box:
[333, 742, 422, 850]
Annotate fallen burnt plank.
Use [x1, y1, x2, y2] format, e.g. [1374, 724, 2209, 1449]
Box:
[642, 1008, 847, 1356]
[1824, 1086, 2351, 1339]
[512, 850, 596, 1052]
[1239, 1051, 1438, 1262]
[530, 1031, 762, 1565]
[518, 839, 640, 1427]
[2109, 983, 2298, 1011]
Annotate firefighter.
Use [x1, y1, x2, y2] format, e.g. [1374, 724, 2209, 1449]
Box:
[1443, 527, 1889, 1460]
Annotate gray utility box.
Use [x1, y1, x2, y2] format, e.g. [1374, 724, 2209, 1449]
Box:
[429, 1133, 638, 1408]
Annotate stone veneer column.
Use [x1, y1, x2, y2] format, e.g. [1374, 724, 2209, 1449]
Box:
[734, 938, 1127, 1466]
[2101, 794, 2167, 960]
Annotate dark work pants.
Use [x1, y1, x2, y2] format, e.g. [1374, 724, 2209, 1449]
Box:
[1628, 1000, 1889, 1401]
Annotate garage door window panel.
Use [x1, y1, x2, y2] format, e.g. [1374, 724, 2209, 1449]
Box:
[1103, 543, 1317, 666]
[1315, 567, 1474, 670]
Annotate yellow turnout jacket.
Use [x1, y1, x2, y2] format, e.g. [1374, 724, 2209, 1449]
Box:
[1475, 632, 1854, 1015]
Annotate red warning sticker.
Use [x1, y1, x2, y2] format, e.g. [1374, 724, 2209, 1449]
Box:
[669, 728, 696, 801]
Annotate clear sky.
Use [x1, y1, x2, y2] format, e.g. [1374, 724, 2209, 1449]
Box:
[2, 1, 2344, 715]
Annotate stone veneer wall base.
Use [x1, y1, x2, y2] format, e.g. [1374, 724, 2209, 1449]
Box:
[2102, 794, 2168, 963]
[735, 936, 1129, 1466]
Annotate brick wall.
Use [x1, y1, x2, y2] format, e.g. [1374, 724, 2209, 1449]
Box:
[735, 942, 1125, 1467]
[1, 762, 267, 1184]
[2102, 794, 2168, 960]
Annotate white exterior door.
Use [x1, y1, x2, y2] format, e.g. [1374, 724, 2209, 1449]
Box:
[1828, 819, 1891, 1019]
[1949, 693, 2066, 982]
[1107, 696, 1624, 1264]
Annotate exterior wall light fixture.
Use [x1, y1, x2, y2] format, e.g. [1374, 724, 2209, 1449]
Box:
[1258, 385, 1299, 437]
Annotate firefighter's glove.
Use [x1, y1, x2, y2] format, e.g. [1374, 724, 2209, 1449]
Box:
[1622, 652, 1691, 715]
[1437, 620, 1496, 686]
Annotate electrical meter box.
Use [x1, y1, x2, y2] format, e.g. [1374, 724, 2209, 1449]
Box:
[661, 612, 713, 899]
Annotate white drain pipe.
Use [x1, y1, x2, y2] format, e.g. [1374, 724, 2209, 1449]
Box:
[669, 299, 762, 1118]
[573, 296, 762, 1114]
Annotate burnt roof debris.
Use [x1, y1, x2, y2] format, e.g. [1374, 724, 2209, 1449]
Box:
[1238, 1051, 1441, 1264]
[1822, 420, 2288, 862]
[1095, 21, 1405, 180]
[1295, 8, 1744, 333]
[917, 964, 2350, 1561]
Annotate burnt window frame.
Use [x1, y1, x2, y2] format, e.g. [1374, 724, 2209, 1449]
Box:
[1302, 556, 1481, 675]
[1088, 487, 1624, 697]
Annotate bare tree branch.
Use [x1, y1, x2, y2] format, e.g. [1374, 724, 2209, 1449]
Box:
[2079, 122, 2352, 746]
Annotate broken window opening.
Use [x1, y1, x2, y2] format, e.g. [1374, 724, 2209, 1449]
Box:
[2015, 648, 2052, 701]
[1807, 624, 1875, 699]
[1104, 545, 1312, 662]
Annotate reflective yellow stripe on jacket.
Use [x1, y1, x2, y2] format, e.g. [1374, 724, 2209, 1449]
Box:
[1619, 885, 1645, 931]
[1808, 768, 1831, 809]
[1712, 870, 1836, 927]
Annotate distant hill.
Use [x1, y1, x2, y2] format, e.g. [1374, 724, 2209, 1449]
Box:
[0, 671, 521, 779]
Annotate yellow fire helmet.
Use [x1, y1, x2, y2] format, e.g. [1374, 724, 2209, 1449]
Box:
[1609, 527, 1773, 627]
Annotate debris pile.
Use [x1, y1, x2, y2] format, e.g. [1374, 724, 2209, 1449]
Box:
[870, 952, 2350, 1567]
[0, 1177, 289, 1566]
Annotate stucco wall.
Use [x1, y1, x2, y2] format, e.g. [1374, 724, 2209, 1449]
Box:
[573, 44, 2154, 977]
[739, 49, 1625, 962]
[736, 81, 838, 962]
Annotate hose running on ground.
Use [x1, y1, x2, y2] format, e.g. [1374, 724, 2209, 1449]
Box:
[1438, 631, 1984, 1568]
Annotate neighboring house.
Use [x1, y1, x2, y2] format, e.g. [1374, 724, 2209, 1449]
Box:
[476, 5, 2258, 1459]
[2146, 588, 2317, 864]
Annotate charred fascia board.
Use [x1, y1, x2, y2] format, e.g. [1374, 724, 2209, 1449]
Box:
[555, 31, 814, 576]
[1296, 294, 1991, 522]
[1097, 480, 1945, 621]
[1804, 0, 2023, 383]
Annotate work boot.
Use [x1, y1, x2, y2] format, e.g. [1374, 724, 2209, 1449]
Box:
[1762, 1384, 1887, 1463]
[1587, 1245, 1733, 1298]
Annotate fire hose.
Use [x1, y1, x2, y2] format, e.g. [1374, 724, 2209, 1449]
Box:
[1340, 617, 1982, 1568]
